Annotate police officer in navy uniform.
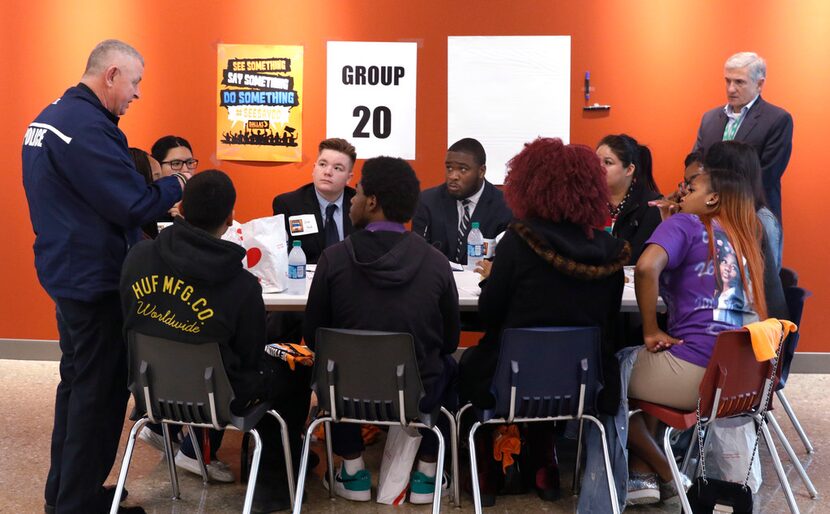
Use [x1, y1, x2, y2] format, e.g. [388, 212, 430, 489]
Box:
[22, 40, 187, 513]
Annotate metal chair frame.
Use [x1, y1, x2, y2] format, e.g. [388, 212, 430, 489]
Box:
[630, 329, 814, 514]
[458, 327, 620, 514]
[110, 335, 295, 514]
[292, 329, 458, 514]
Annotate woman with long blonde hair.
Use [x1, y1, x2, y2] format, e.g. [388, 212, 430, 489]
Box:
[625, 167, 766, 504]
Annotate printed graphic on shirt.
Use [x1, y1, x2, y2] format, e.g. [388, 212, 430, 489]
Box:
[129, 274, 214, 334]
[711, 230, 758, 327]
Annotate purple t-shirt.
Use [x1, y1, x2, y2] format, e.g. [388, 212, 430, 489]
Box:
[645, 214, 759, 367]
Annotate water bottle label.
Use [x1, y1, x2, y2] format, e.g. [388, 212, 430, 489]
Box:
[288, 264, 305, 279]
[467, 243, 483, 258]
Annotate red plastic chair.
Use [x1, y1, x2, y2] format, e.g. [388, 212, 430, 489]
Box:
[629, 329, 800, 514]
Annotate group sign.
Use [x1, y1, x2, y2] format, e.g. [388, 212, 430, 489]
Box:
[217, 44, 304, 162]
[327, 41, 417, 160]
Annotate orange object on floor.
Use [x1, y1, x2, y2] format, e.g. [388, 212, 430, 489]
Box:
[493, 424, 521, 472]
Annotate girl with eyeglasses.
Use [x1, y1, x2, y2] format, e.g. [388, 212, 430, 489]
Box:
[152, 135, 199, 176]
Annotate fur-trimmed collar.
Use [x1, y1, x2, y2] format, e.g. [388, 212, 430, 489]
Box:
[512, 220, 630, 280]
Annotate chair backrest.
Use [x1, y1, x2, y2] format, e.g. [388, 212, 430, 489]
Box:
[697, 329, 777, 419]
[127, 331, 235, 430]
[779, 267, 799, 288]
[312, 328, 429, 426]
[778, 286, 810, 387]
[490, 327, 602, 420]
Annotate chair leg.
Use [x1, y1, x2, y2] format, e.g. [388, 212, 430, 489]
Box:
[440, 407, 461, 508]
[755, 414, 800, 514]
[572, 419, 585, 495]
[429, 424, 447, 514]
[467, 421, 484, 514]
[161, 422, 181, 499]
[109, 418, 148, 514]
[242, 428, 263, 514]
[324, 420, 335, 500]
[767, 412, 818, 499]
[293, 417, 330, 514]
[187, 426, 209, 484]
[679, 427, 699, 478]
[660, 426, 692, 514]
[777, 390, 815, 454]
[583, 415, 621, 514]
[268, 410, 297, 507]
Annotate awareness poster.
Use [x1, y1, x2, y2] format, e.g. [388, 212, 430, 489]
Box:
[326, 41, 417, 159]
[217, 44, 304, 162]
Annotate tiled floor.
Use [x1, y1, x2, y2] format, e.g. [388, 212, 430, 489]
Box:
[1, 358, 826, 513]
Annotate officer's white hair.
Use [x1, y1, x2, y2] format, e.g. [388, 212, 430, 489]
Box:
[725, 52, 766, 83]
[83, 40, 144, 76]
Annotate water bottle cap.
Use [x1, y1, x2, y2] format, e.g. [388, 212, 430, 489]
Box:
[471, 222, 480, 229]
[293, 241, 301, 247]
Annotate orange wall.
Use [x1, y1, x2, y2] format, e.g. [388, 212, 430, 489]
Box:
[3, 0, 828, 350]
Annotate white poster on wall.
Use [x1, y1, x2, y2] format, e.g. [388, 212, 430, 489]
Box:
[327, 41, 417, 160]
[448, 36, 571, 185]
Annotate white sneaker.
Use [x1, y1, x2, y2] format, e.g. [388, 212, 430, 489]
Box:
[174, 450, 235, 483]
[138, 426, 176, 453]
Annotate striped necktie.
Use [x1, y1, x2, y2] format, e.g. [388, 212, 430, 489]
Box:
[456, 199, 472, 263]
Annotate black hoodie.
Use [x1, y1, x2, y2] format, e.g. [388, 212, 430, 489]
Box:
[460, 219, 630, 413]
[120, 217, 267, 405]
[304, 230, 460, 396]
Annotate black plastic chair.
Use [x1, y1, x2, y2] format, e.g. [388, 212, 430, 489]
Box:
[780, 267, 799, 288]
[763, 287, 819, 498]
[774, 286, 813, 452]
[292, 328, 458, 514]
[110, 332, 295, 514]
[460, 327, 620, 514]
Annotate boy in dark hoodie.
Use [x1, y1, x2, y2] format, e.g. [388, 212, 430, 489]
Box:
[304, 156, 461, 504]
[120, 170, 309, 513]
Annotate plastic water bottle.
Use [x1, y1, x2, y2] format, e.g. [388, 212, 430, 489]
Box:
[287, 241, 306, 295]
[466, 222, 484, 271]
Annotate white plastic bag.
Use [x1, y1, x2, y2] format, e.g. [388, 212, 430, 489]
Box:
[377, 425, 422, 505]
[705, 417, 763, 493]
[221, 215, 288, 292]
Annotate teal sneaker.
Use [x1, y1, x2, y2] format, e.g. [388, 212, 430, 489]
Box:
[324, 464, 371, 501]
[409, 470, 449, 504]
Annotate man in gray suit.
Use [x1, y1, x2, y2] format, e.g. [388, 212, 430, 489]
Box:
[693, 52, 793, 222]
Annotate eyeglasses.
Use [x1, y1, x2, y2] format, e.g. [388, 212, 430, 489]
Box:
[161, 158, 199, 171]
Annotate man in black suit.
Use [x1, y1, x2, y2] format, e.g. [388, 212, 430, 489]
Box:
[693, 51, 793, 222]
[269, 138, 356, 343]
[272, 137, 357, 264]
[413, 138, 512, 264]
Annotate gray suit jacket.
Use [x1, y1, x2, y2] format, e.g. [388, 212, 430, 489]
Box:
[693, 95, 793, 221]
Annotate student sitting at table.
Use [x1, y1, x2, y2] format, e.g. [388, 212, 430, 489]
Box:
[120, 170, 312, 512]
[459, 137, 629, 505]
[596, 134, 662, 264]
[627, 167, 767, 505]
[304, 156, 460, 504]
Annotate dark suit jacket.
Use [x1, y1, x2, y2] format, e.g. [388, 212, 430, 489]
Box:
[693, 95, 793, 221]
[272, 182, 356, 264]
[412, 181, 513, 264]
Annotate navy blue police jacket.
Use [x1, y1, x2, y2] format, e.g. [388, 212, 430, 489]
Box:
[22, 84, 182, 302]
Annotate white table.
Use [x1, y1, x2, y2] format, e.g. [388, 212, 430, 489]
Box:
[263, 270, 648, 312]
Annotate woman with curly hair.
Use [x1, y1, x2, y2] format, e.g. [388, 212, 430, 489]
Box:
[627, 167, 766, 504]
[459, 137, 629, 504]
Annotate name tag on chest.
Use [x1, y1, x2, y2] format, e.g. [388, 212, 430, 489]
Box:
[288, 214, 319, 235]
